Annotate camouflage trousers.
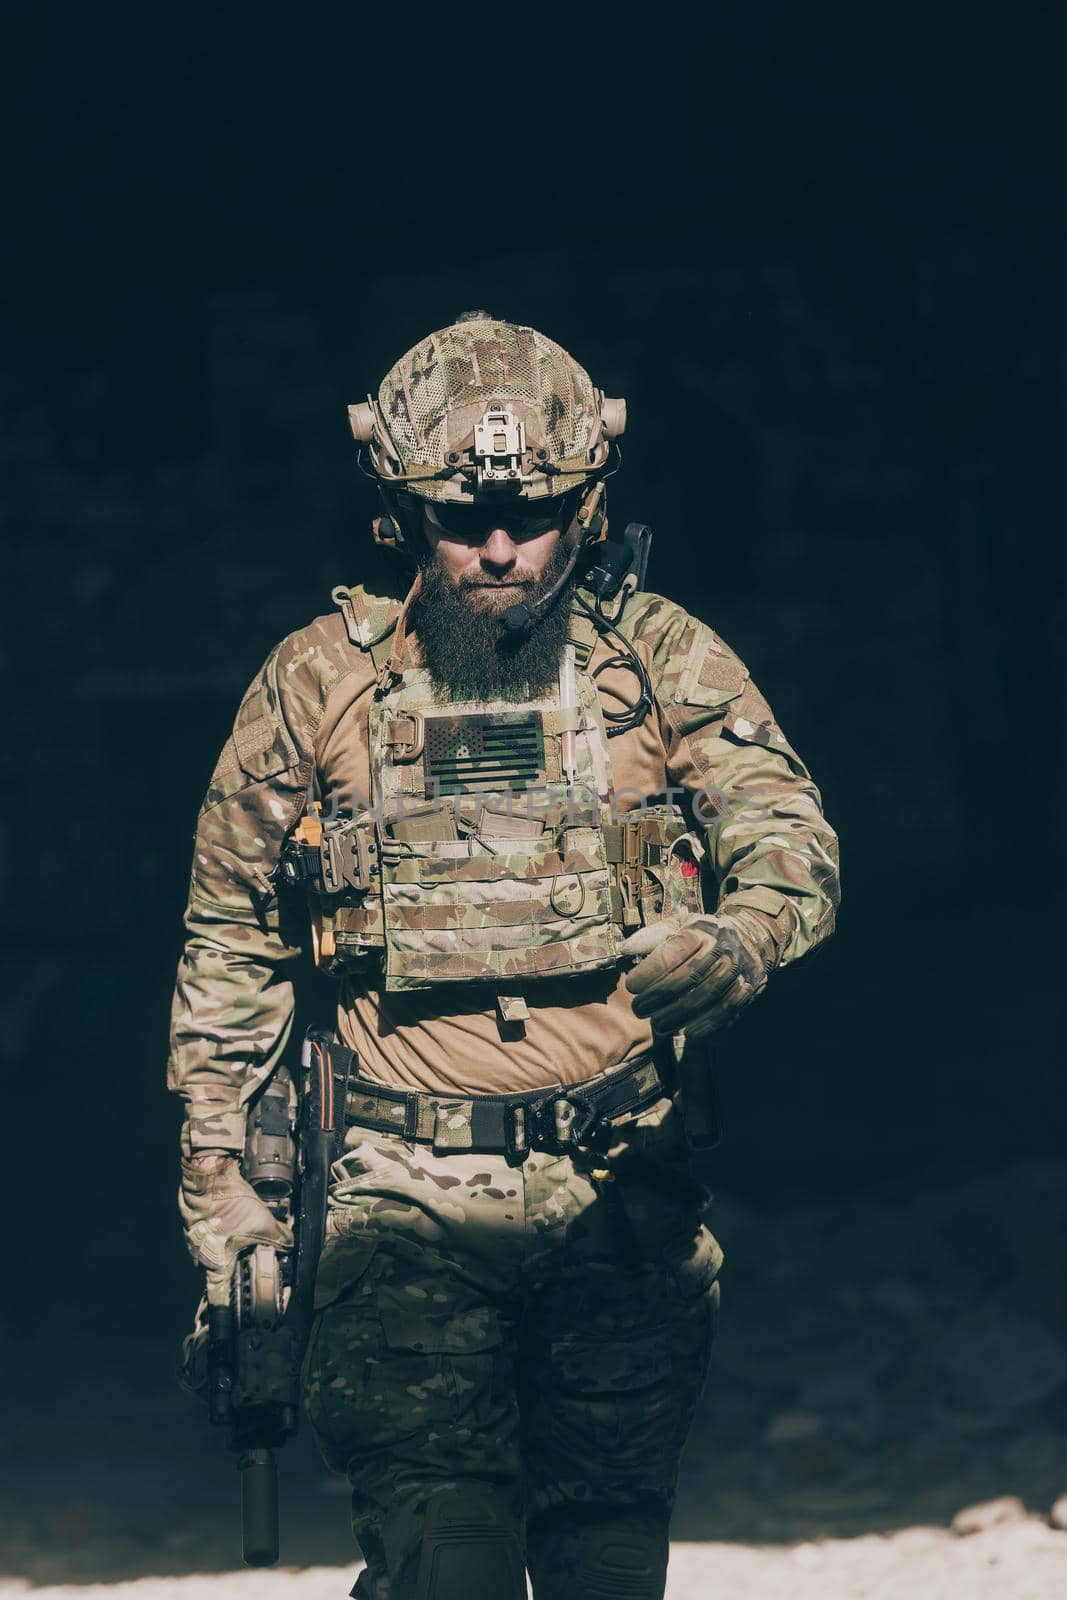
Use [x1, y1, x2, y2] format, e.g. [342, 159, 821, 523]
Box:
[302, 1091, 722, 1600]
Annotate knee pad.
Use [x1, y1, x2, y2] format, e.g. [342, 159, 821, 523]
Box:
[570, 1516, 669, 1600]
[413, 1483, 526, 1600]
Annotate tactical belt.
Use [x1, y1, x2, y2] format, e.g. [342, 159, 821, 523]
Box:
[315, 1037, 671, 1161]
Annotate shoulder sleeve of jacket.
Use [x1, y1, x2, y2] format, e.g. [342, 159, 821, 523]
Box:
[167, 610, 364, 1152]
[625, 591, 841, 968]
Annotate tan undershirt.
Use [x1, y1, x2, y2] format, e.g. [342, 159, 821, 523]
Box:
[317, 622, 699, 1096]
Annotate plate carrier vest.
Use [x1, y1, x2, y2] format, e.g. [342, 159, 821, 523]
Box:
[276, 584, 704, 1016]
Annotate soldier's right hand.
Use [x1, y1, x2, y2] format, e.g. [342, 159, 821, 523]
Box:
[179, 1156, 294, 1306]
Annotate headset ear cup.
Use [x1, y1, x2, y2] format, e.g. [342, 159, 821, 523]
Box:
[372, 515, 403, 549]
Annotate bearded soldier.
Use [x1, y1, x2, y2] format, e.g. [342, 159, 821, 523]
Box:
[170, 313, 840, 1599]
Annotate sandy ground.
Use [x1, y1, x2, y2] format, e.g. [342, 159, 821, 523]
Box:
[4, 1516, 1067, 1600]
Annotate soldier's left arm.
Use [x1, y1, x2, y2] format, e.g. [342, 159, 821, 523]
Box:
[633, 595, 841, 970]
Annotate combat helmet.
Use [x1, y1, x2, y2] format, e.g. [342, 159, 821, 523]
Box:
[348, 312, 626, 557]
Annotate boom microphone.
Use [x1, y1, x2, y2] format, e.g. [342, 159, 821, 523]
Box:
[499, 541, 583, 633]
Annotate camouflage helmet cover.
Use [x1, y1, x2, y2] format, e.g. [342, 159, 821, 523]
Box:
[350, 314, 626, 504]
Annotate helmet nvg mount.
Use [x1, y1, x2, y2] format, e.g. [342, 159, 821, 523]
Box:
[348, 312, 626, 555]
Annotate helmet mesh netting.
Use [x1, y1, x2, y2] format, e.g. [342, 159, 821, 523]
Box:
[378, 318, 598, 501]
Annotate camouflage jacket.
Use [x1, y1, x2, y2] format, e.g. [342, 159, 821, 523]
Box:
[168, 584, 841, 1153]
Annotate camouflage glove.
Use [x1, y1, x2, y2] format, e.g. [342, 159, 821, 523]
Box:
[179, 1155, 293, 1306]
[620, 908, 781, 1040]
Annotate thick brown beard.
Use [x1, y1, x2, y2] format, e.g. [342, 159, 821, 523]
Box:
[411, 541, 577, 702]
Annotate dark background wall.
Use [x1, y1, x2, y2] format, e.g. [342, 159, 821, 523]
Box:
[1, 3, 1064, 1576]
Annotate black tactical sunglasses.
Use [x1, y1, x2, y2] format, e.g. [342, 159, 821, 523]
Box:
[423, 491, 580, 544]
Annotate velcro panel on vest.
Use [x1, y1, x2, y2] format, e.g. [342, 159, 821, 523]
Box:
[385, 897, 599, 930]
[389, 847, 603, 883]
[392, 937, 617, 986]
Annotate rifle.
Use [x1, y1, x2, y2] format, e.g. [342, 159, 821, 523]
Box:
[194, 1030, 348, 1566]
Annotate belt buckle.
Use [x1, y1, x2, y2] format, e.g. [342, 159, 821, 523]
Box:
[528, 1090, 598, 1150]
[558, 1091, 598, 1145]
[506, 1090, 558, 1157]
